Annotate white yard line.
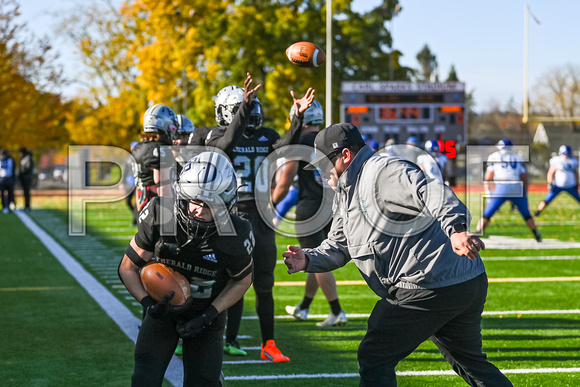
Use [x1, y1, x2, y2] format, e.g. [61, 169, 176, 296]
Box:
[225, 368, 580, 380]
[15, 211, 184, 387]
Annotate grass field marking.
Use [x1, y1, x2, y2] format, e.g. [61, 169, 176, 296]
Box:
[14, 211, 184, 387]
[274, 277, 580, 286]
[0, 286, 74, 291]
[242, 309, 580, 320]
[482, 255, 580, 261]
[224, 367, 580, 380]
[223, 360, 272, 365]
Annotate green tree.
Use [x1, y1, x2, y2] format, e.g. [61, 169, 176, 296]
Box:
[0, 0, 69, 150]
[446, 64, 459, 82]
[415, 44, 437, 82]
[61, 0, 412, 143]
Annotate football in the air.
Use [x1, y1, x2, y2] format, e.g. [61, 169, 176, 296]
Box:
[140, 262, 190, 306]
[286, 41, 326, 68]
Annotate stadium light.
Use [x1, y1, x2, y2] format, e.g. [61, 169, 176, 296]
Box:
[326, 0, 332, 127]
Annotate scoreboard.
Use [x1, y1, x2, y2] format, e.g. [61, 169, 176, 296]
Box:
[340, 81, 467, 157]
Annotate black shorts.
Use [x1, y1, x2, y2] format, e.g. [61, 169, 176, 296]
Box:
[295, 200, 332, 249]
[236, 207, 276, 292]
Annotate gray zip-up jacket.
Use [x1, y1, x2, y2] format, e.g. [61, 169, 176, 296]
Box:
[304, 146, 485, 298]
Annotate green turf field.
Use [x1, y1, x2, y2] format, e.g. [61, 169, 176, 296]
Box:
[2, 191, 580, 386]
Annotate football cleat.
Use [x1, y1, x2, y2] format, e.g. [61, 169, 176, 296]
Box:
[534, 230, 542, 243]
[224, 340, 247, 356]
[316, 310, 348, 327]
[261, 340, 290, 362]
[285, 304, 309, 321]
[174, 343, 183, 355]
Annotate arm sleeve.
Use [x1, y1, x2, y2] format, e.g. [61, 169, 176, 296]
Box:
[133, 199, 160, 251]
[208, 99, 253, 154]
[272, 114, 304, 150]
[303, 195, 352, 272]
[377, 160, 470, 238]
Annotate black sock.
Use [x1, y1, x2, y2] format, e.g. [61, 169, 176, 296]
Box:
[256, 291, 275, 344]
[329, 299, 342, 315]
[225, 297, 244, 343]
[299, 296, 314, 310]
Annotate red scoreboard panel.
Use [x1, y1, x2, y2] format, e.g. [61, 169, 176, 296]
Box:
[340, 82, 467, 158]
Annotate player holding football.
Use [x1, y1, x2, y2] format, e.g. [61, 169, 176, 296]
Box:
[476, 139, 541, 242]
[132, 104, 179, 212]
[535, 144, 580, 216]
[118, 152, 254, 386]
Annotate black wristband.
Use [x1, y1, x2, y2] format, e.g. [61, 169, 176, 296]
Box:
[140, 295, 156, 309]
[449, 223, 468, 236]
[201, 305, 219, 325]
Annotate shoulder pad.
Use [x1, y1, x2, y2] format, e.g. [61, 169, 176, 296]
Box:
[214, 215, 254, 257]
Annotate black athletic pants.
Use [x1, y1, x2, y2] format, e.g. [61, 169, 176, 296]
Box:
[132, 312, 226, 387]
[358, 273, 512, 387]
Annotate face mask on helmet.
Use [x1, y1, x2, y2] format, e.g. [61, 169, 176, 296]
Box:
[497, 139, 513, 153]
[173, 152, 238, 242]
[289, 99, 324, 126]
[215, 86, 244, 126]
[425, 140, 439, 154]
[177, 115, 195, 135]
[143, 104, 179, 143]
[559, 145, 572, 157]
[245, 99, 263, 135]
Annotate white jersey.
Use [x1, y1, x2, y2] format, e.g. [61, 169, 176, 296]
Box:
[486, 151, 526, 195]
[550, 156, 578, 188]
[417, 154, 444, 182]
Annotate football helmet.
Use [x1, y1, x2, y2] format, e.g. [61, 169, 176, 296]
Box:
[497, 138, 513, 153]
[559, 144, 572, 157]
[177, 115, 195, 135]
[289, 99, 324, 126]
[173, 152, 237, 240]
[215, 86, 245, 126]
[406, 136, 418, 145]
[246, 99, 263, 131]
[143, 104, 178, 141]
[424, 140, 440, 154]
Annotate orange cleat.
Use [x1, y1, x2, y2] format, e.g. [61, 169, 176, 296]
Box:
[260, 340, 290, 362]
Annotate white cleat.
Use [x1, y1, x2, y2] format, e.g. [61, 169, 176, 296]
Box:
[285, 304, 309, 321]
[316, 310, 348, 327]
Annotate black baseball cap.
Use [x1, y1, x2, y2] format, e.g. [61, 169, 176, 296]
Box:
[305, 123, 365, 170]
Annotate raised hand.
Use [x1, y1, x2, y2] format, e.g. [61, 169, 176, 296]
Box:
[244, 72, 262, 104]
[290, 87, 315, 116]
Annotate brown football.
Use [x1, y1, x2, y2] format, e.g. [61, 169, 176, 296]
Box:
[140, 262, 190, 306]
[286, 41, 326, 68]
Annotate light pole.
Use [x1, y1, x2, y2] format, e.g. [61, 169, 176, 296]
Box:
[325, 0, 332, 127]
[523, 4, 540, 124]
[390, 5, 402, 81]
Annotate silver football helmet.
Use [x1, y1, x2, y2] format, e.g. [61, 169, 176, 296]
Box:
[215, 86, 245, 126]
[143, 104, 179, 141]
[177, 115, 195, 135]
[289, 99, 324, 125]
[173, 152, 237, 240]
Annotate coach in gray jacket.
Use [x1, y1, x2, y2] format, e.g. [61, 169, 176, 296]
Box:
[283, 123, 512, 387]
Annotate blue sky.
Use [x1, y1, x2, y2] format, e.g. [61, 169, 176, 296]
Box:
[17, 0, 580, 113]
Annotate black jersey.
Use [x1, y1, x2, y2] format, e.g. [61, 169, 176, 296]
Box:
[132, 140, 161, 187]
[134, 197, 254, 310]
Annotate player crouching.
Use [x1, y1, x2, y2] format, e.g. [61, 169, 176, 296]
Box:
[118, 152, 254, 386]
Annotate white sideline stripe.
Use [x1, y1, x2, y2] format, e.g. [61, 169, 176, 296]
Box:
[241, 309, 580, 320]
[225, 368, 580, 380]
[15, 211, 184, 387]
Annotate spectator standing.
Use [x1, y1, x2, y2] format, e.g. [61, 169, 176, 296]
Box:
[18, 147, 34, 210]
[0, 149, 15, 214]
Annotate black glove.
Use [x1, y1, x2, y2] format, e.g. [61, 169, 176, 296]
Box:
[176, 305, 219, 339]
[140, 291, 174, 319]
[169, 296, 195, 320]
